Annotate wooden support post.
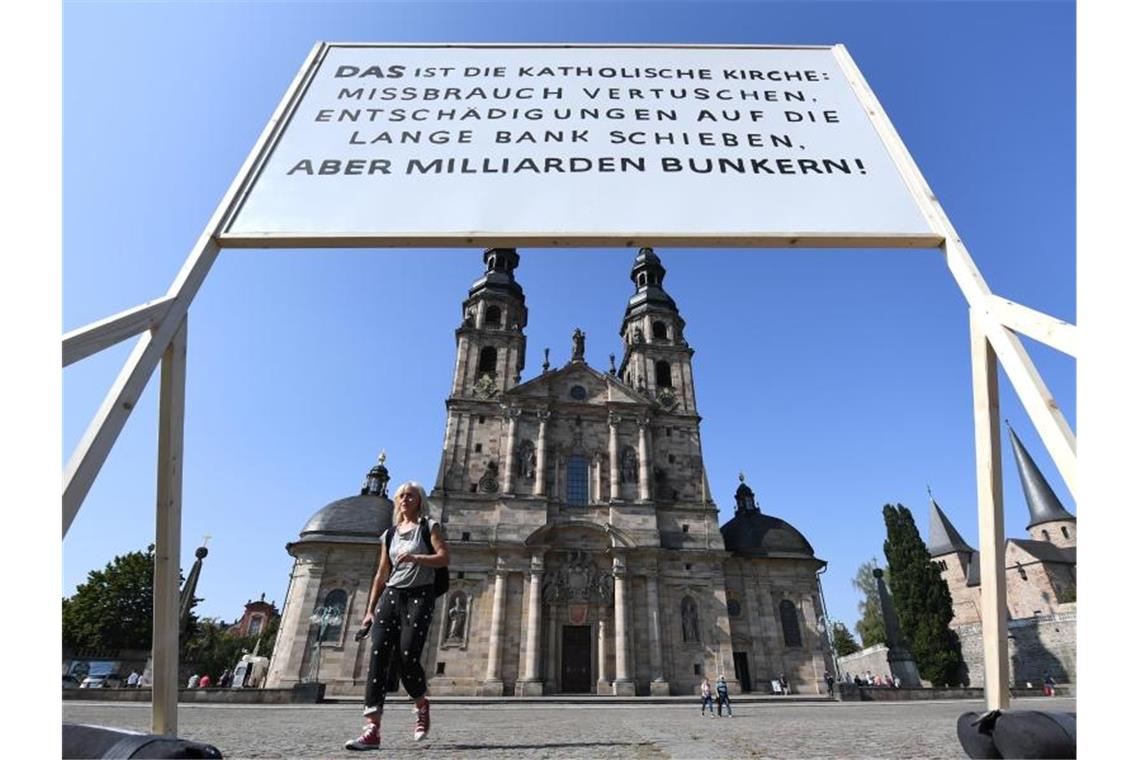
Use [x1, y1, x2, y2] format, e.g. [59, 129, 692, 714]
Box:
[152, 317, 187, 735]
[970, 309, 1009, 710]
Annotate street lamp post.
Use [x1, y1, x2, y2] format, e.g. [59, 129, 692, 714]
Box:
[308, 606, 343, 684]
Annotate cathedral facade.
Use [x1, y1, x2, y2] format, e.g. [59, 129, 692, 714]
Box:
[265, 248, 831, 696]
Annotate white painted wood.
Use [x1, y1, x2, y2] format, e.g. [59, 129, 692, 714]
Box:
[986, 294, 1077, 357]
[152, 317, 187, 735]
[63, 42, 327, 537]
[970, 310, 1010, 710]
[63, 297, 175, 367]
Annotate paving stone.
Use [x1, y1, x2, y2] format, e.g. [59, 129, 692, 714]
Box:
[64, 696, 1075, 759]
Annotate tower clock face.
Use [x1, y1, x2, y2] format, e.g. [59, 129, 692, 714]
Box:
[570, 385, 587, 400]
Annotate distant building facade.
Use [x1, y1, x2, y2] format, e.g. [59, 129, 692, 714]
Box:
[927, 426, 1076, 685]
[231, 593, 279, 639]
[265, 248, 831, 696]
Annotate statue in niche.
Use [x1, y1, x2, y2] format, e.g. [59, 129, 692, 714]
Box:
[620, 446, 639, 484]
[446, 592, 467, 640]
[463, 307, 475, 327]
[682, 596, 700, 643]
[633, 326, 645, 344]
[516, 440, 536, 481]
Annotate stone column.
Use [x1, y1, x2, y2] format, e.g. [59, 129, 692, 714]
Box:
[501, 405, 519, 494]
[637, 417, 652, 502]
[534, 411, 550, 497]
[520, 553, 545, 695]
[608, 413, 621, 501]
[612, 554, 635, 695]
[596, 613, 609, 693]
[480, 562, 507, 695]
[645, 559, 670, 695]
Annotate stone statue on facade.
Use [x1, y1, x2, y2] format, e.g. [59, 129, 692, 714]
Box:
[621, 447, 638, 484]
[571, 328, 586, 361]
[446, 592, 467, 640]
[682, 596, 700, 642]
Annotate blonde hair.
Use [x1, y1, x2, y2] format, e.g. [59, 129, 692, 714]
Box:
[393, 480, 430, 520]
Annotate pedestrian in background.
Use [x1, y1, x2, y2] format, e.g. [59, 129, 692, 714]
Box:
[700, 677, 715, 716]
[715, 674, 733, 717]
[824, 670, 835, 697]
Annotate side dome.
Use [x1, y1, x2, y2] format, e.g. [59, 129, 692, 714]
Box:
[297, 493, 392, 544]
[721, 512, 816, 558]
[293, 456, 393, 546]
[720, 474, 818, 559]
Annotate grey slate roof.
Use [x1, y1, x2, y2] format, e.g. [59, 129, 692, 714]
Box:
[294, 493, 393, 546]
[1009, 538, 1077, 565]
[721, 510, 818, 560]
[1008, 425, 1075, 529]
[927, 498, 975, 557]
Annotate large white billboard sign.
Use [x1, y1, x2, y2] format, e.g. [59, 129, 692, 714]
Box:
[221, 44, 939, 248]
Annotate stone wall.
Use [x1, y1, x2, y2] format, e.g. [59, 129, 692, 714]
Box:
[836, 644, 890, 682]
[955, 611, 1076, 686]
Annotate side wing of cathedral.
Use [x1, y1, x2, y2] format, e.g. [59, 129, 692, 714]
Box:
[265, 248, 831, 696]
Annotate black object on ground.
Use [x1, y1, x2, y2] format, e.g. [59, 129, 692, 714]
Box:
[957, 710, 1076, 759]
[62, 723, 223, 759]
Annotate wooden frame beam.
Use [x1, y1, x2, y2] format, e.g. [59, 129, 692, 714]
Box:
[970, 309, 1010, 709]
[152, 317, 187, 735]
[985, 295, 1077, 358]
[63, 296, 175, 367]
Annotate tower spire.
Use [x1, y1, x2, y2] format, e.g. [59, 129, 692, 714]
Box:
[926, 490, 974, 556]
[1006, 423, 1074, 529]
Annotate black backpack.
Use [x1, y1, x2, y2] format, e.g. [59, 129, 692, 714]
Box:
[382, 517, 449, 598]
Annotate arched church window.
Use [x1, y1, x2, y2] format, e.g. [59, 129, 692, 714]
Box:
[248, 615, 263, 636]
[655, 360, 673, 388]
[484, 305, 502, 328]
[478, 346, 498, 377]
[566, 455, 588, 506]
[681, 596, 700, 642]
[321, 589, 347, 642]
[779, 599, 802, 648]
[652, 321, 668, 340]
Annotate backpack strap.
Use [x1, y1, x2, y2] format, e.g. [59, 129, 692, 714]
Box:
[420, 516, 436, 552]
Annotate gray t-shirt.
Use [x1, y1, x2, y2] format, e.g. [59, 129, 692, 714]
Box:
[385, 518, 438, 590]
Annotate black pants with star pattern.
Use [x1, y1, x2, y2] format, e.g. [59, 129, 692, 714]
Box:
[363, 584, 435, 716]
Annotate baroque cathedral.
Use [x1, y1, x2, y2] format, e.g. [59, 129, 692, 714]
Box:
[265, 248, 831, 696]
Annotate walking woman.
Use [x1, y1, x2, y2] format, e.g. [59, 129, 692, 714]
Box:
[345, 481, 450, 750]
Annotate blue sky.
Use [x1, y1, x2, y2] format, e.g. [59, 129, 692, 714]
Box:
[62, 1, 1076, 641]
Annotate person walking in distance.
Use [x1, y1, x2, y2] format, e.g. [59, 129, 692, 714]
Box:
[700, 677, 715, 716]
[345, 481, 450, 751]
[715, 674, 733, 717]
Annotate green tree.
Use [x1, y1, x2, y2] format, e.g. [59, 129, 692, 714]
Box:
[62, 545, 198, 655]
[852, 560, 887, 648]
[882, 503, 966, 687]
[182, 615, 281, 680]
[832, 622, 860, 657]
[63, 546, 156, 653]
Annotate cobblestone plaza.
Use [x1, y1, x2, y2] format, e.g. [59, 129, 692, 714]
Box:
[64, 696, 1074, 758]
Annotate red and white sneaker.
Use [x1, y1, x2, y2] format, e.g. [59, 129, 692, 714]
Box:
[345, 722, 380, 751]
[413, 699, 431, 742]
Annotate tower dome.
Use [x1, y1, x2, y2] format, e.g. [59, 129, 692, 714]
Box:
[294, 454, 393, 546]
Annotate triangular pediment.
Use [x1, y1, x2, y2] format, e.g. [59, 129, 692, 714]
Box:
[508, 361, 650, 408]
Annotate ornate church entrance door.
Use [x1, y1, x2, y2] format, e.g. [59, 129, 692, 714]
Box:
[561, 626, 592, 693]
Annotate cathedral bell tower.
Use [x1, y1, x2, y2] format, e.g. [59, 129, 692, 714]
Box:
[451, 247, 528, 398]
[617, 247, 698, 414]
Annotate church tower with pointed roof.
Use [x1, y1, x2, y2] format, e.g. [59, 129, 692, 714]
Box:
[1008, 424, 1076, 549]
[926, 490, 981, 626]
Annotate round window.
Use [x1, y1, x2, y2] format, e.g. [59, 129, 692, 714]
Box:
[570, 385, 587, 400]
